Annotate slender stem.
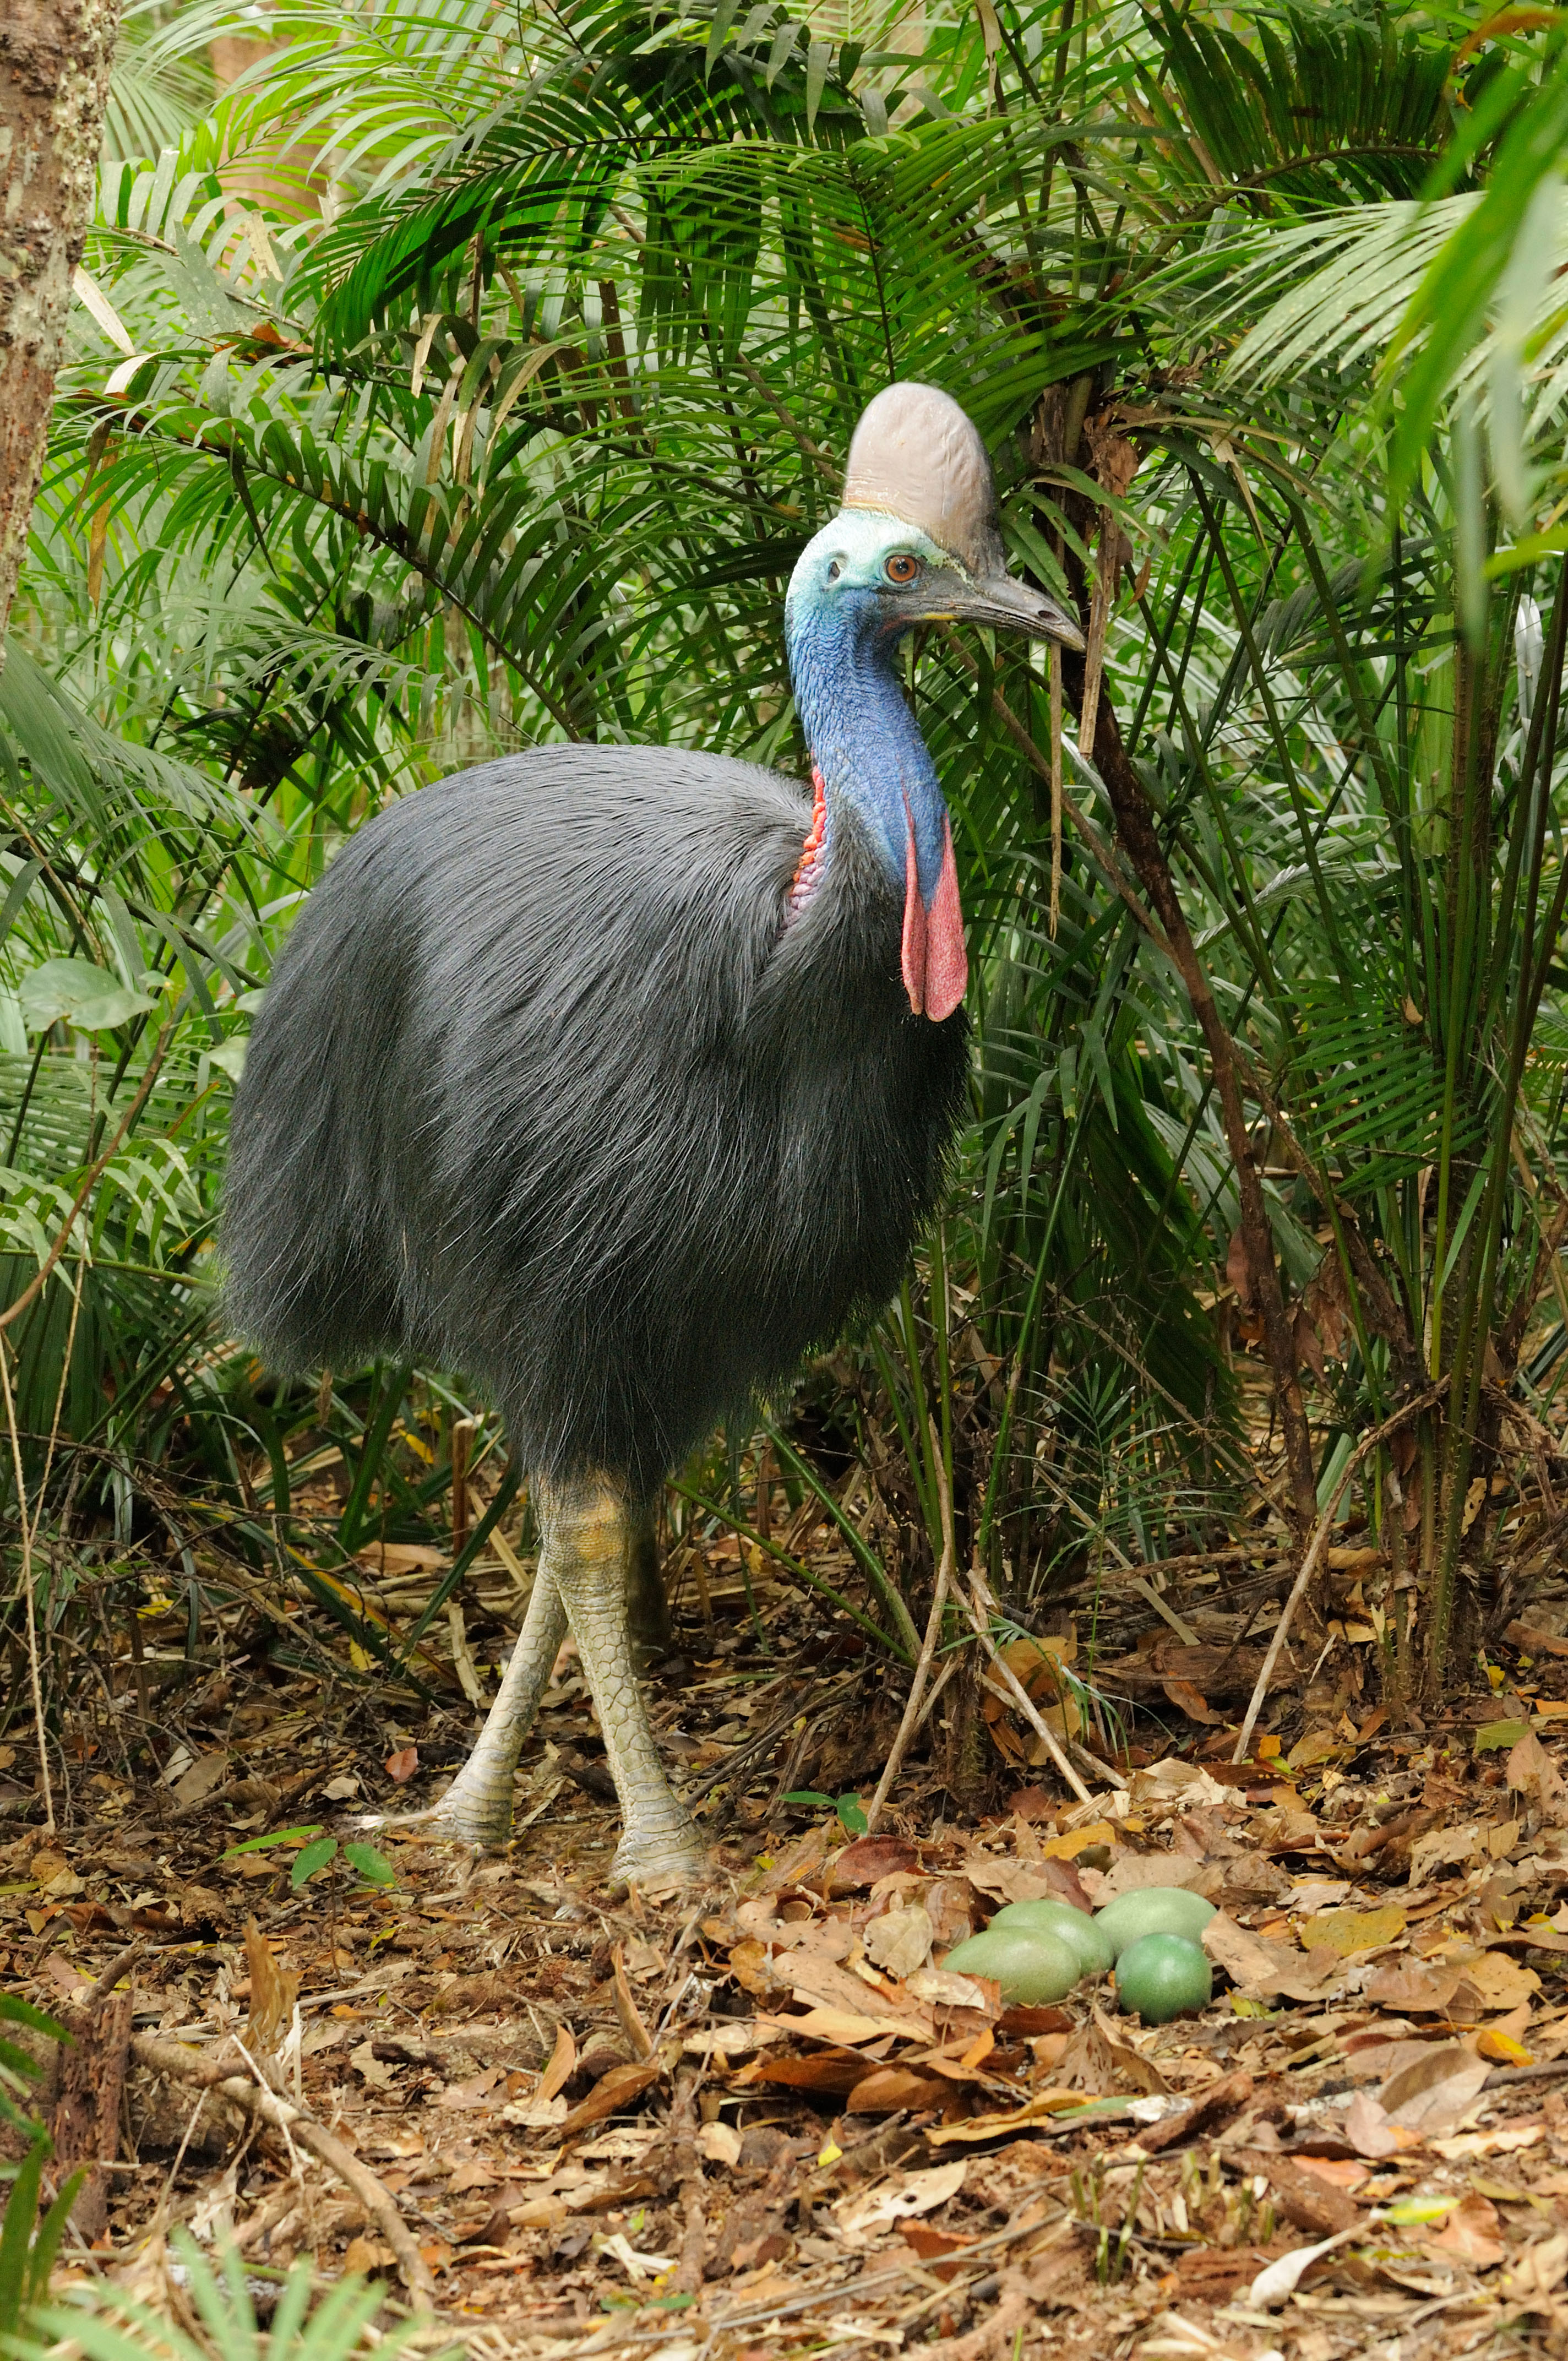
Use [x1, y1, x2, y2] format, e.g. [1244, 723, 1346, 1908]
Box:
[865, 1419, 954, 1833]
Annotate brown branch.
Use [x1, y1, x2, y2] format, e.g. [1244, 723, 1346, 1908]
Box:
[1235, 1049, 1423, 1387]
[129, 2031, 437, 2306]
[938, 629, 1175, 961]
[86, 1939, 146, 2004]
[1076, 688, 1319, 1528]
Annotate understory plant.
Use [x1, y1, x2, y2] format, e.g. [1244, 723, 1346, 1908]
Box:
[1, 0, 1567, 1778]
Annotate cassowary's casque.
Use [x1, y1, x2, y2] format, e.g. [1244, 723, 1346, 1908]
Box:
[221, 383, 1084, 1887]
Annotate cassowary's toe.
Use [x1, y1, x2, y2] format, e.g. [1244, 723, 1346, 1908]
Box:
[611, 1818, 710, 1894]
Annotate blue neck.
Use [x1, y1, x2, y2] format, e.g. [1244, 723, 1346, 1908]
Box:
[784, 602, 949, 905]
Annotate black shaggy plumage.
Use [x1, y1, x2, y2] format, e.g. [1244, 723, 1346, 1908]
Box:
[222, 749, 970, 1498]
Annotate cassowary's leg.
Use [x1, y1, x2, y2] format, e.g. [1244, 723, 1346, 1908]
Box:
[626, 1499, 673, 1668]
[367, 1561, 567, 1847]
[540, 1470, 705, 1888]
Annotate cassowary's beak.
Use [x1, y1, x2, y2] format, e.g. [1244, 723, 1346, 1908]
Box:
[954, 569, 1086, 649]
[897, 562, 1086, 651]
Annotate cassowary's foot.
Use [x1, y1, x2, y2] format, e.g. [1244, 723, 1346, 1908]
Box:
[362, 1568, 568, 1851]
[611, 1812, 709, 1892]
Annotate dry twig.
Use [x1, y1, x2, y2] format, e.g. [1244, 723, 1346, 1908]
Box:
[1232, 1384, 1447, 1762]
[865, 1421, 955, 1834]
[129, 2030, 437, 2306]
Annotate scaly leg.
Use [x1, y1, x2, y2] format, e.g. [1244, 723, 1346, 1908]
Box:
[540, 1469, 706, 1889]
[364, 1556, 567, 1847]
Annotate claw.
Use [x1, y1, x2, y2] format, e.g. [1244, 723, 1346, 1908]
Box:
[356, 1797, 511, 1850]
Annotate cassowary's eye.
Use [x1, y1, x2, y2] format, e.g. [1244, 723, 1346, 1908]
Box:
[885, 553, 921, 585]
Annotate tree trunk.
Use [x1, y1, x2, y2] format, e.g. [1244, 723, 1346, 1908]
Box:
[0, 0, 121, 651]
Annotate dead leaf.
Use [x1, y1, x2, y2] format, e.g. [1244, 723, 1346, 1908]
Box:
[728, 1940, 776, 1998]
[538, 2022, 577, 2103]
[384, 1746, 418, 1783]
[827, 1835, 920, 1891]
[343, 2235, 395, 2275]
[1249, 2229, 1362, 2310]
[243, 1917, 300, 2053]
[1041, 1819, 1116, 1862]
[350, 2039, 395, 2091]
[1059, 2003, 1171, 2097]
[1430, 2123, 1543, 2161]
[906, 1966, 998, 2016]
[743, 2048, 873, 2096]
[1427, 2193, 1505, 2268]
[1287, 1728, 1344, 1771]
[1408, 1823, 1485, 1886]
[1501, 2230, 1568, 2303]
[846, 2066, 953, 2114]
[758, 2005, 914, 2046]
[1292, 2158, 1369, 2191]
[836, 2160, 967, 2243]
[1365, 1957, 1462, 2014]
[1304, 1904, 1406, 1956]
[1380, 2044, 1491, 2135]
[927, 2090, 1088, 2146]
[900, 2223, 977, 2280]
[864, 1904, 933, 1979]
[171, 1751, 230, 1808]
[1202, 1910, 1340, 2003]
[611, 1943, 655, 2059]
[1161, 1678, 1224, 1725]
[787, 1952, 933, 2034]
[696, 2121, 743, 2166]
[438, 2065, 503, 2109]
[557, 2059, 660, 2136]
[1467, 1950, 1540, 2010]
[1097, 1852, 1218, 1900]
[1507, 1729, 1568, 1818]
[1344, 2090, 1421, 2159]
[40, 1954, 91, 1997]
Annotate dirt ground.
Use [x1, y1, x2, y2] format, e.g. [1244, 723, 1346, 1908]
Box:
[8, 1531, 1568, 2361]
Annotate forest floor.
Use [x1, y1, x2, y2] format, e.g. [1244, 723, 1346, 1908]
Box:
[6, 1521, 1568, 2361]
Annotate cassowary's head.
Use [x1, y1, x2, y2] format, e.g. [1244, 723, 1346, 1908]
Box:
[783, 383, 1084, 1024]
[786, 381, 1085, 650]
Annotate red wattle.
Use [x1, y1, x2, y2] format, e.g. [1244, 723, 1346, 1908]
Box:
[924, 816, 968, 1021]
[901, 810, 967, 1022]
[901, 817, 926, 1014]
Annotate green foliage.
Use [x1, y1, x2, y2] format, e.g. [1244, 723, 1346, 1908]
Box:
[219, 1829, 396, 1890]
[781, 1789, 868, 1835]
[0, 2139, 85, 2340]
[7, 2229, 453, 2361]
[2, 0, 1567, 1742]
[0, 1996, 69, 2155]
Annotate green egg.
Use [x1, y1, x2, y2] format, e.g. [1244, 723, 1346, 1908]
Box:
[988, 1898, 1113, 1977]
[1114, 1932, 1213, 2025]
[942, 1925, 1081, 2005]
[1093, 1886, 1216, 1959]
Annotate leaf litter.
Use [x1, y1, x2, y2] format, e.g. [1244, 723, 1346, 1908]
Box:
[9, 1551, 1568, 2361]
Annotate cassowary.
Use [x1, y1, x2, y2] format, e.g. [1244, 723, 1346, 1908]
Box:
[221, 382, 1083, 1888]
